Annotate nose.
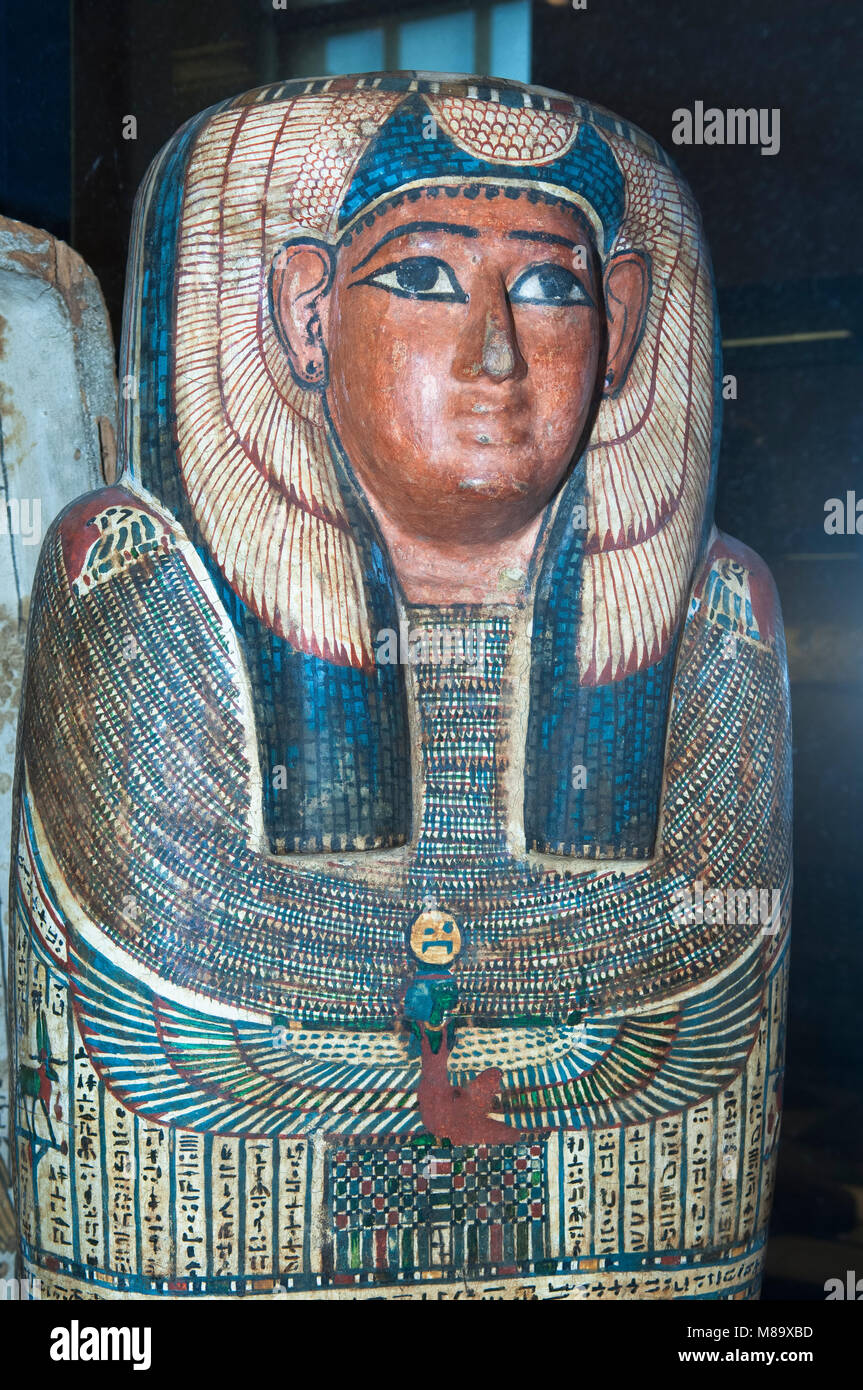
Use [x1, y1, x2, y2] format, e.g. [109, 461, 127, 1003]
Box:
[451, 277, 527, 383]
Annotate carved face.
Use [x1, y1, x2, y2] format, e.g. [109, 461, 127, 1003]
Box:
[171, 87, 711, 665]
[271, 188, 649, 550]
[327, 193, 601, 545]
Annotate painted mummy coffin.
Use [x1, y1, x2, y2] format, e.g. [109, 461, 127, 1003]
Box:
[0, 215, 116, 1282]
[10, 75, 790, 1301]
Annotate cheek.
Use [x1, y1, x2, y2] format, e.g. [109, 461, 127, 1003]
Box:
[522, 311, 599, 380]
[524, 317, 600, 438]
[329, 298, 401, 433]
[333, 295, 421, 397]
[328, 334, 448, 496]
[336, 302, 452, 450]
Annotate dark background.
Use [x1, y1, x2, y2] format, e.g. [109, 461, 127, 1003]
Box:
[1, 0, 861, 1299]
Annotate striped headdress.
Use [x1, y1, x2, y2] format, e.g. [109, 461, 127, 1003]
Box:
[122, 73, 719, 686]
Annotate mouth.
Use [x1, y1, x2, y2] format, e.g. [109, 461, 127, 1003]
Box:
[455, 396, 530, 447]
[468, 396, 527, 416]
[456, 426, 531, 449]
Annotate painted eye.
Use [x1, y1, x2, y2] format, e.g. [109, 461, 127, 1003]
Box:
[358, 256, 467, 302]
[509, 263, 593, 307]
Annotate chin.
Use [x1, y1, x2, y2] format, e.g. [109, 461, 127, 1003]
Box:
[443, 449, 558, 501]
[450, 474, 533, 501]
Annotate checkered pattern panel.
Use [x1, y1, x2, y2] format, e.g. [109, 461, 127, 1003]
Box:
[331, 1142, 547, 1274]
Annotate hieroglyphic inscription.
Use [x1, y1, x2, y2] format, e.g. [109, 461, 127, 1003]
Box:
[212, 1138, 240, 1278]
[140, 1123, 168, 1277]
[739, 1013, 767, 1241]
[684, 1101, 713, 1250]
[715, 1077, 743, 1251]
[623, 1126, 650, 1253]
[653, 1114, 684, 1250]
[176, 1131, 207, 1280]
[73, 1042, 104, 1269]
[562, 1131, 591, 1256]
[277, 1140, 306, 1276]
[105, 1100, 135, 1272]
[244, 1140, 273, 1275]
[593, 1128, 621, 1255]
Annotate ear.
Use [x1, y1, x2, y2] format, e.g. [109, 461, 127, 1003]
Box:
[269, 237, 336, 391]
[602, 250, 650, 396]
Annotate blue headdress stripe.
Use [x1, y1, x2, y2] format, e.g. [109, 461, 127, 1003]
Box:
[128, 100, 411, 854]
[338, 96, 626, 251]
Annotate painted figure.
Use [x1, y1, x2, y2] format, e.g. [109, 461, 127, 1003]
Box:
[10, 76, 790, 1300]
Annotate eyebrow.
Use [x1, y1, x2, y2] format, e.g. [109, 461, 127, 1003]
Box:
[350, 221, 480, 271]
[507, 230, 582, 250]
